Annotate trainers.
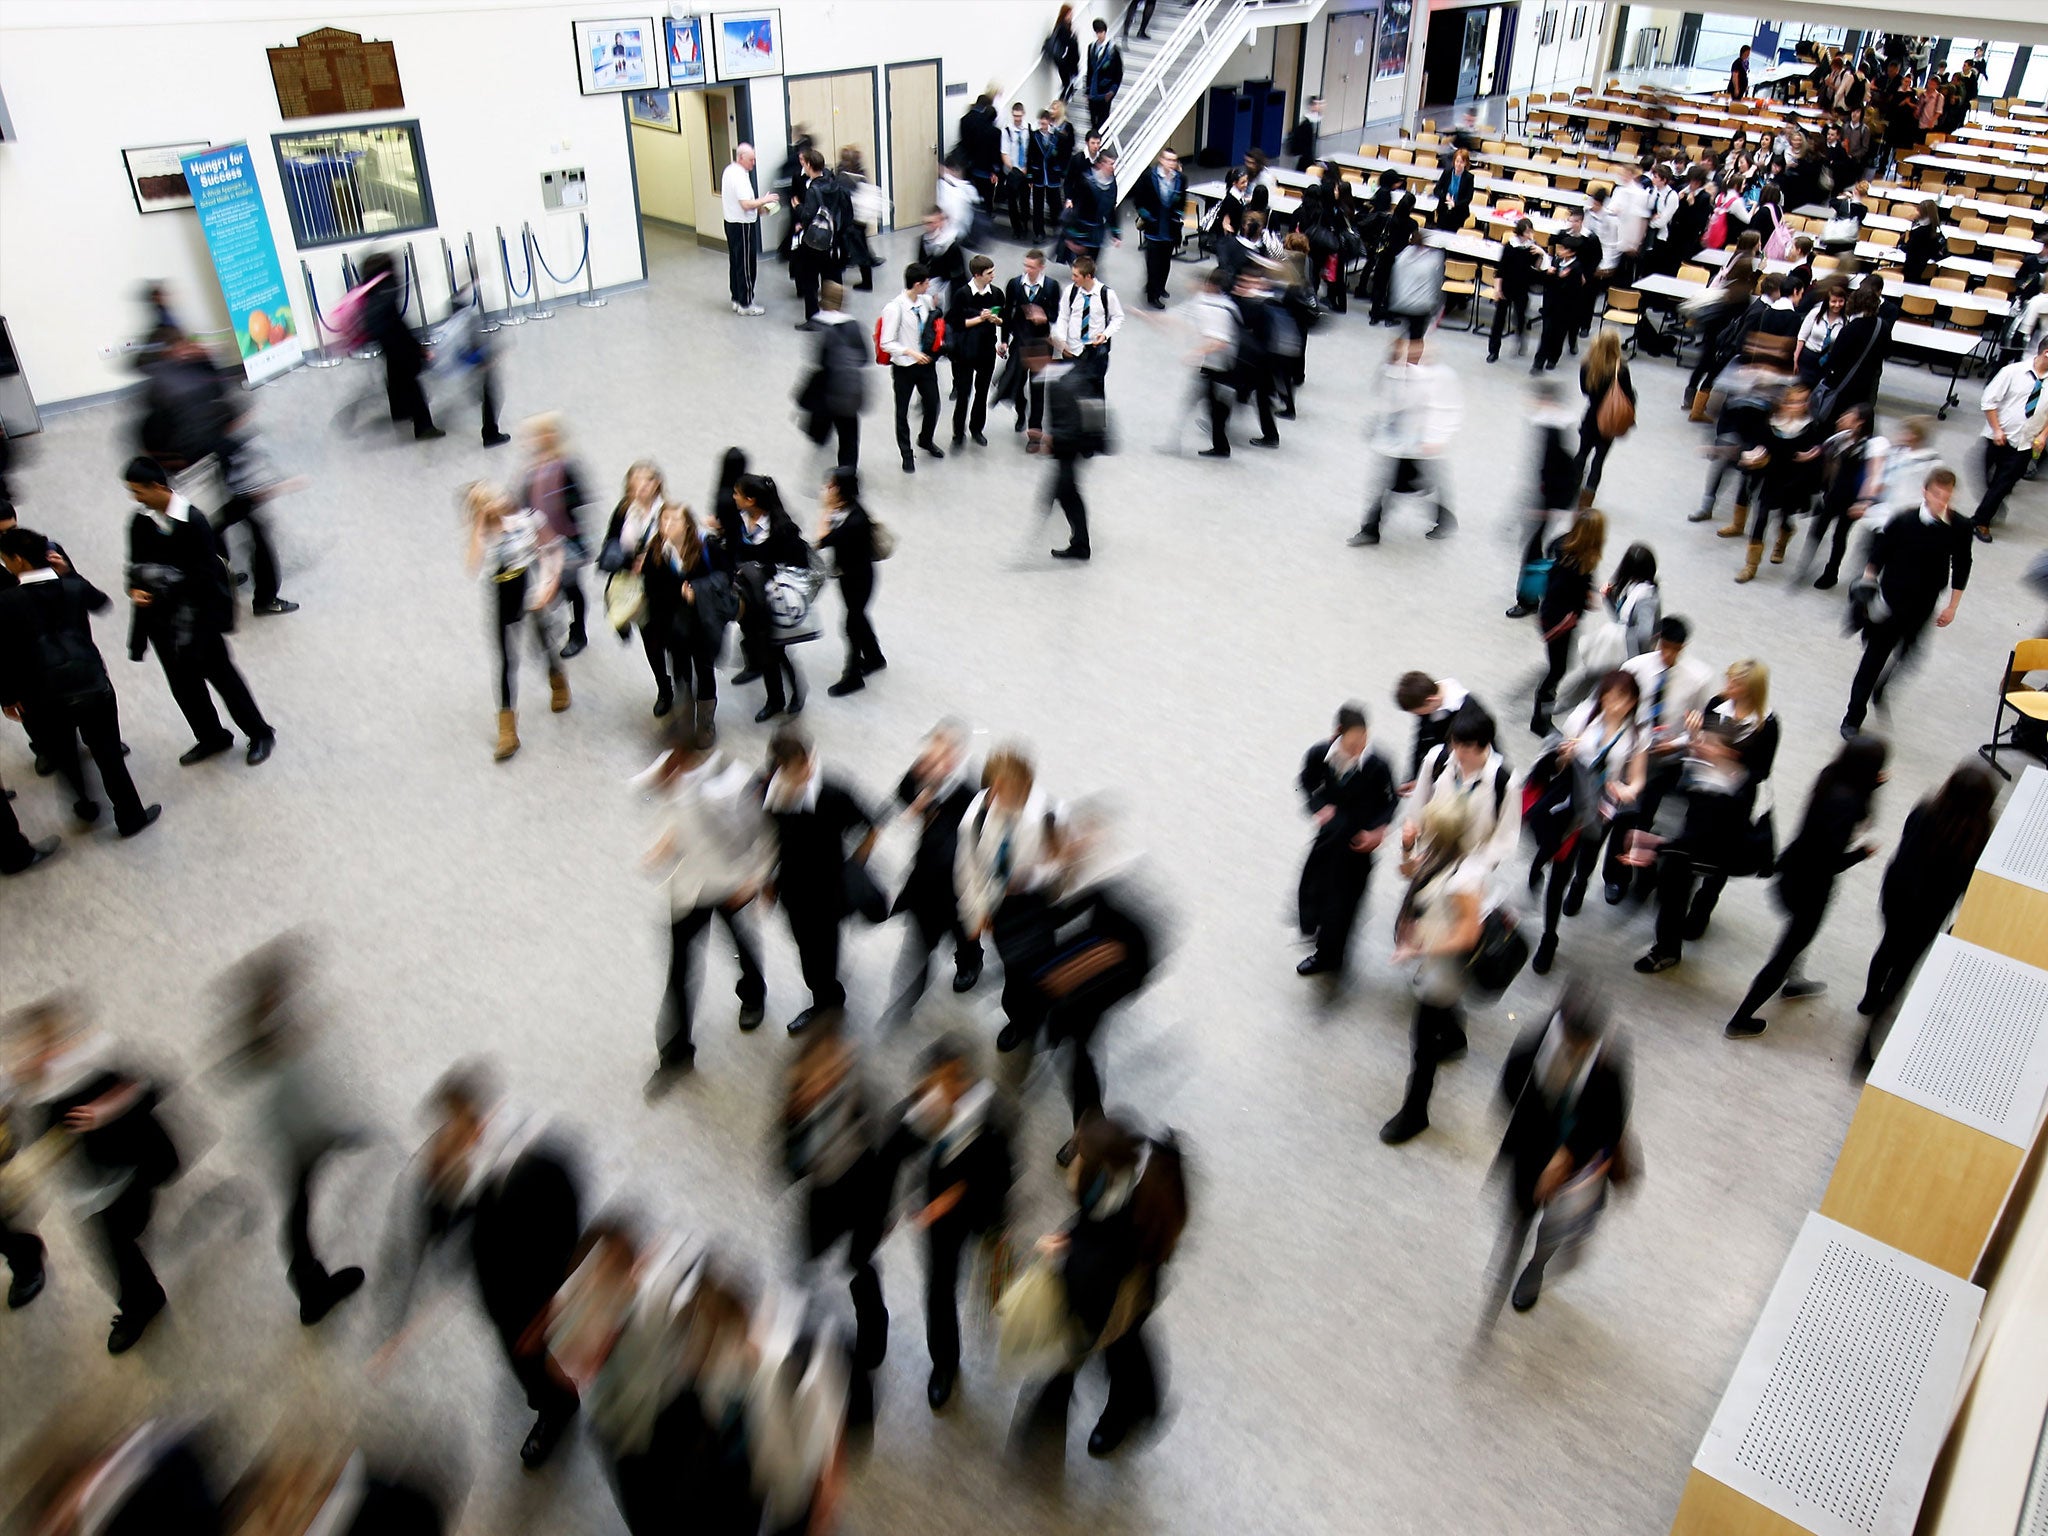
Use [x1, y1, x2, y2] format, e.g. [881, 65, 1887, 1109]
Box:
[743, 305, 766, 316]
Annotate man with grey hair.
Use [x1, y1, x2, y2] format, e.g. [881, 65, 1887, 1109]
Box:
[721, 142, 776, 315]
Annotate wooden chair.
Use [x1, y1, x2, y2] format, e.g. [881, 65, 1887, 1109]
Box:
[1677, 263, 1710, 284]
[1947, 303, 1986, 338]
[1442, 259, 1480, 328]
[1890, 202, 1921, 219]
[1504, 98, 1523, 134]
[2005, 219, 2034, 238]
[1868, 227, 1901, 247]
[1602, 288, 1643, 352]
[1482, 140, 1508, 156]
[1980, 638, 2048, 779]
[1959, 215, 1990, 232]
[1930, 275, 1968, 291]
[1900, 294, 1938, 320]
[1948, 235, 1978, 257]
[1388, 147, 1413, 165]
[1983, 273, 2016, 295]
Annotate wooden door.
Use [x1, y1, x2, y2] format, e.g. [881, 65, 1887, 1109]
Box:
[1325, 12, 1378, 136]
[786, 74, 835, 157]
[830, 72, 877, 183]
[887, 60, 940, 231]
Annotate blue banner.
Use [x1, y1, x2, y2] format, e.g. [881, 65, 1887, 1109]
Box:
[181, 141, 303, 383]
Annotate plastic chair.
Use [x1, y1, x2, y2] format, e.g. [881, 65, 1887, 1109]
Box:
[1442, 259, 1479, 328]
[1979, 639, 2048, 779]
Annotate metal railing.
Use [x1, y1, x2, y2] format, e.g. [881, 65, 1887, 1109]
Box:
[1099, 0, 1234, 160]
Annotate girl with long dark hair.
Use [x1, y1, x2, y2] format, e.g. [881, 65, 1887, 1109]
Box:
[814, 465, 884, 696]
[1531, 508, 1605, 735]
[728, 472, 812, 721]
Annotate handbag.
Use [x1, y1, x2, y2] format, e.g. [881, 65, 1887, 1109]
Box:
[995, 1255, 1082, 1376]
[604, 570, 647, 633]
[869, 520, 897, 560]
[1467, 906, 1530, 996]
[1516, 557, 1553, 608]
[764, 565, 823, 644]
[1595, 376, 1635, 439]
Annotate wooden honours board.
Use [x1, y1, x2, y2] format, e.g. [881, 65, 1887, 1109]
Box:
[268, 28, 404, 120]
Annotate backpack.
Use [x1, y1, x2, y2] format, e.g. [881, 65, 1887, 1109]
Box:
[1389, 245, 1445, 317]
[801, 191, 838, 253]
[326, 274, 386, 348]
[873, 310, 945, 366]
[1428, 746, 1510, 825]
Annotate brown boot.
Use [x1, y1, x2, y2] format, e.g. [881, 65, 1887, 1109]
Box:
[1688, 389, 1711, 423]
[693, 699, 717, 749]
[1716, 501, 1749, 539]
[494, 709, 519, 762]
[1734, 543, 1762, 583]
[1576, 486, 1595, 510]
[1771, 525, 1793, 564]
[549, 669, 570, 713]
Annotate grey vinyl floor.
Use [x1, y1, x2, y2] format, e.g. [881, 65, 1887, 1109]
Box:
[2, 222, 2041, 1535]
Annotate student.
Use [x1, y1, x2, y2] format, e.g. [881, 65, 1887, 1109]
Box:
[1531, 671, 1645, 979]
[1487, 219, 1548, 363]
[1400, 703, 1519, 881]
[881, 263, 945, 474]
[1054, 256, 1124, 380]
[1028, 110, 1068, 241]
[213, 408, 299, 616]
[1795, 280, 1848, 383]
[1841, 466, 1970, 738]
[999, 101, 1034, 238]
[1971, 334, 2048, 544]
[1809, 401, 1882, 590]
[516, 414, 593, 658]
[802, 280, 869, 468]
[1186, 267, 1245, 458]
[639, 737, 773, 1089]
[1734, 380, 1825, 582]
[356, 251, 442, 439]
[1857, 763, 1995, 1050]
[1609, 614, 1715, 893]
[1531, 509, 1604, 736]
[1533, 208, 1601, 371]
[763, 727, 879, 1034]
[602, 461, 682, 717]
[1350, 335, 1463, 545]
[883, 1036, 1013, 1411]
[1730, 43, 1752, 99]
[1726, 736, 1887, 1038]
[1393, 671, 1472, 794]
[1040, 342, 1099, 560]
[728, 473, 812, 722]
[946, 254, 1004, 448]
[380, 1064, 584, 1466]
[464, 481, 566, 762]
[1575, 329, 1635, 504]
[1083, 18, 1122, 130]
[1900, 199, 1947, 284]
[1131, 148, 1187, 309]
[1287, 95, 1324, 171]
[0, 527, 160, 838]
[1505, 379, 1584, 619]
[814, 465, 884, 696]
[1381, 794, 1487, 1144]
[1296, 702, 1398, 979]
[888, 721, 982, 1018]
[1000, 249, 1062, 445]
[1431, 147, 1476, 233]
[956, 744, 1070, 1052]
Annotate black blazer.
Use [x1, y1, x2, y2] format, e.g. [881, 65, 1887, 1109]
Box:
[1776, 785, 1875, 910]
[893, 765, 976, 920]
[0, 571, 115, 707]
[945, 282, 1005, 364]
[464, 1143, 582, 1336]
[1001, 274, 1062, 347]
[1497, 1024, 1629, 1217]
[39, 1068, 181, 1190]
[771, 779, 875, 917]
[1880, 802, 1988, 926]
[1431, 166, 1475, 230]
[1130, 167, 1187, 244]
[725, 509, 810, 573]
[126, 506, 235, 660]
[1298, 740, 1398, 850]
[889, 1105, 1013, 1238]
[819, 504, 878, 593]
[1084, 39, 1123, 96]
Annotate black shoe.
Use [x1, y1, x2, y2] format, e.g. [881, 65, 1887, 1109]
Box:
[74, 799, 101, 825]
[902, 455, 917, 474]
[1014, 416, 1027, 433]
[1780, 978, 1828, 1000]
[1250, 435, 1280, 448]
[1724, 1016, 1767, 1039]
[107, 1300, 163, 1354]
[484, 432, 513, 447]
[951, 433, 966, 448]
[971, 431, 989, 447]
[951, 962, 981, 993]
[653, 691, 674, 718]
[1603, 881, 1626, 906]
[828, 675, 865, 696]
[299, 1266, 365, 1326]
[1532, 933, 1558, 975]
[1813, 571, 1838, 590]
[1529, 714, 1551, 738]
[233, 570, 250, 586]
[246, 735, 275, 766]
[1505, 602, 1534, 618]
[794, 320, 819, 332]
[786, 1007, 819, 1036]
[1146, 296, 1166, 310]
[180, 736, 234, 767]
[1378, 1107, 1428, 1145]
[754, 702, 783, 723]
[560, 633, 588, 659]
[1510, 1271, 1542, 1312]
[859, 655, 887, 675]
[733, 667, 762, 686]
[738, 1002, 765, 1032]
[6, 1263, 45, 1310]
[787, 688, 805, 715]
[1198, 446, 1230, 458]
[1296, 955, 1335, 977]
[1839, 721, 1859, 741]
[520, 1412, 569, 1469]
[252, 598, 299, 616]
[996, 1019, 1030, 1052]
[1682, 909, 1712, 942]
[928, 1365, 957, 1411]
[1088, 1414, 1137, 1457]
[1346, 527, 1380, 547]
[1050, 546, 1090, 560]
[5, 836, 61, 876]
[1561, 882, 1587, 918]
[1972, 524, 1992, 544]
[1854, 992, 1880, 1018]
[1634, 949, 1678, 974]
[644, 1051, 696, 1101]
[415, 426, 447, 441]
[920, 439, 946, 459]
[117, 805, 163, 839]
[1487, 351, 1500, 363]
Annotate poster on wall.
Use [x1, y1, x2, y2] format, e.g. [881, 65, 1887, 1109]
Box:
[664, 15, 708, 87]
[573, 17, 661, 95]
[180, 142, 303, 384]
[1367, 0, 1411, 122]
[711, 9, 782, 80]
[628, 90, 680, 130]
[122, 141, 209, 213]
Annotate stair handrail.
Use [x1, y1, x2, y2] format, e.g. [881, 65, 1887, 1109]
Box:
[1100, 0, 1237, 159]
[983, 2, 1127, 129]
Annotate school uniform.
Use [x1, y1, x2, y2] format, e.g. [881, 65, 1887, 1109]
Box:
[1607, 647, 1715, 888]
[784, 1070, 892, 1377]
[1489, 238, 1545, 359]
[1729, 782, 1876, 1028]
[999, 118, 1034, 237]
[891, 761, 983, 1008]
[1405, 681, 1470, 788]
[1843, 503, 1972, 733]
[1646, 701, 1779, 964]
[1131, 165, 1187, 306]
[1297, 737, 1398, 974]
[817, 503, 884, 686]
[946, 277, 1005, 442]
[127, 494, 273, 758]
[1054, 280, 1124, 382]
[518, 456, 593, 650]
[652, 752, 774, 1066]
[767, 769, 876, 1018]
[1084, 37, 1122, 131]
[1000, 272, 1062, 430]
[1861, 801, 1989, 1022]
[880, 290, 944, 468]
[956, 785, 1067, 1044]
[1028, 126, 1069, 240]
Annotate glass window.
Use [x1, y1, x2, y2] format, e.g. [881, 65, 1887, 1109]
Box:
[271, 120, 435, 249]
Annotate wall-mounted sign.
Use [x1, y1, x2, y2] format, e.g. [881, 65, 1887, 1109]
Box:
[267, 27, 404, 119]
[180, 143, 304, 383]
[122, 140, 210, 213]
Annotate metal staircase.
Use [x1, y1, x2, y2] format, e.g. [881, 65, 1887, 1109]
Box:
[1100, 0, 1332, 199]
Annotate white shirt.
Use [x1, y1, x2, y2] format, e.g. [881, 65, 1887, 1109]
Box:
[1980, 357, 2048, 444]
[721, 162, 760, 224]
[1560, 700, 1644, 789]
[1183, 290, 1240, 370]
[1647, 184, 1678, 236]
[149, 491, 195, 533]
[1001, 121, 1030, 170]
[18, 567, 57, 585]
[954, 786, 1061, 933]
[649, 753, 775, 914]
[880, 290, 933, 365]
[1403, 745, 1519, 878]
[1055, 281, 1123, 355]
[936, 171, 978, 243]
[1798, 306, 1843, 352]
[1621, 651, 1714, 743]
[1609, 181, 1651, 255]
[1373, 360, 1464, 459]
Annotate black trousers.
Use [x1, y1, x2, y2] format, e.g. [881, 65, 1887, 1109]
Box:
[1732, 893, 1830, 1021]
[1123, 0, 1157, 34]
[493, 573, 557, 710]
[1974, 437, 2030, 530]
[1051, 451, 1090, 554]
[1143, 241, 1174, 303]
[1088, 92, 1116, 132]
[214, 493, 282, 607]
[99, 1177, 165, 1316]
[1300, 843, 1372, 971]
[951, 352, 997, 438]
[0, 1211, 44, 1282]
[29, 687, 149, 831]
[785, 902, 846, 1010]
[807, 1160, 889, 1373]
[1605, 756, 1683, 887]
[1031, 184, 1061, 239]
[893, 364, 940, 458]
[1489, 290, 1531, 356]
[1845, 612, 1929, 731]
[1398, 1001, 1468, 1119]
[1807, 493, 1861, 580]
[1863, 903, 1944, 1017]
[1363, 458, 1448, 532]
[839, 572, 883, 680]
[724, 220, 759, 307]
[660, 902, 767, 1063]
[792, 247, 824, 321]
[829, 414, 860, 468]
[157, 631, 270, 746]
[1200, 367, 1236, 451]
[488, 1293, 580, 1426]
[927, 1222, 971, 1374]
[383, 355, 437, 435]
[1534, 628, 1574, 716]
[1575, 424, 1614, 496]
[1653, 848, 1730, 957]
[1017, 377, 1048, 431]
[286, 1153, 339, 1301]
[479, 366, 502, 443]
[1540, 824, 1610, 938]
[0, 778, 33, 871]
[1534, 297, 1577, 369]
[639, 620, 716, 703]
[1035, 1314, 1160, 1430]
[1006, 172, 1033, 237]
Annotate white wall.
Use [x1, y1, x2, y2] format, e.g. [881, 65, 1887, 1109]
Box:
[1506, 2, 1610, 93]
[1615, 6, 1686, 70]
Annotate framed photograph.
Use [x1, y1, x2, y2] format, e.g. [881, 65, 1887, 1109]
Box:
[627, 89, 679, 130]
[664, 15, 708, 87]
[122, 141, 210, 213]
[711, 9, 782, 80]
[572, 17, 660, 95]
